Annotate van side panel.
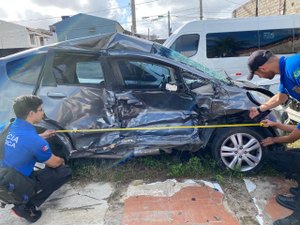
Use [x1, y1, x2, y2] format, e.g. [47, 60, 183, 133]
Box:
[164, 14, 300, 88]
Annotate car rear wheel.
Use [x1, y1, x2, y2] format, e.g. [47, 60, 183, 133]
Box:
[211, 127, 266, 173]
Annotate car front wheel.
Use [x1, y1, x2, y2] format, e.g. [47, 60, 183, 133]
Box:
[211, 127, 266, 173]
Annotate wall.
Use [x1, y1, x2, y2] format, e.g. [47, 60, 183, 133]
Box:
[233, 0, 300, 17]
[55, 14, 122, 42]
[0, 21, 31, 49]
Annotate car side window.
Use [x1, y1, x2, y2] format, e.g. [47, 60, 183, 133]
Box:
[52, 53, 104, 85]
[6, 54, 46, 85]
[118, 60, 175, 90]
[181, 69, 206, 89]
[76, 61, 104, 84]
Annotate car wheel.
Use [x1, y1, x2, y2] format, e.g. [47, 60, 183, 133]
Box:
[211, 127, 266, 173]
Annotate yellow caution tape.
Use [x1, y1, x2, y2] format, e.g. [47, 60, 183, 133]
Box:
[55, 122, 266, 133]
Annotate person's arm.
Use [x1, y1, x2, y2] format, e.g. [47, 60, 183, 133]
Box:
[261, 119, 296, 133]
[249, 93, 288, 119]
[261, 128, 300, 146]
[259, 93, 288, 112]
[45, 154, 64, 168]
[39, 130, 56, 139]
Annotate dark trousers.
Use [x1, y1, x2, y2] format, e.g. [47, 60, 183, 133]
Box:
[266, 149, 300, 213]
[266, 149, 300, 177]
[28, 165, 72, 207]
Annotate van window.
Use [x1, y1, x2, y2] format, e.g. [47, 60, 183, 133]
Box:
[207, 28, 299, 58]
[294, 28, 300, 53]
[6, 54, 46, 85]
[170, 34, 199, 57]
[259, 28, 293, 54]
[206, 31, 259, 58]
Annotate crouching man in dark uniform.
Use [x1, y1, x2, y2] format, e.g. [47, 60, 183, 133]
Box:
[261, 119, 300, 225]
[2, 95, 72, 223]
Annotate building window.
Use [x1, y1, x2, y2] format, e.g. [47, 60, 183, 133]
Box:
[40, 37, 44, 46]
[30, 34, 35, 45]
[89, 27, 96, 34]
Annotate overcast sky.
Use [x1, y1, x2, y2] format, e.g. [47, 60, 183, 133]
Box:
[0, 0, 249, 38]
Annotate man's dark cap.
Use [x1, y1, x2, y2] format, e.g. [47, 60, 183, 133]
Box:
[247, 50, 273, 80]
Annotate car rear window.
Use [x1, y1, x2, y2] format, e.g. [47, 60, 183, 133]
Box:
[6, 54, 46, 85]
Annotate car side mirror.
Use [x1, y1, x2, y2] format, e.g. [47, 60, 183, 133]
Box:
[165, 83, 178, 92]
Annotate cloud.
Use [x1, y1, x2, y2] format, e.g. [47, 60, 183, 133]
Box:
[30, 0, 125, 19]
[31, 0, 81, 9]
[19, 9, 59, 29]
[0, 8, 8, 18]
[0, 0, 249, 38]
[132, 0, 248, 38]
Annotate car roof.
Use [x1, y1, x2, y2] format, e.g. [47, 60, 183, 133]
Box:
[0, 33, 155, 61]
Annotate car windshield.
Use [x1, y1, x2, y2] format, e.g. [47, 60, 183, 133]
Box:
[152, 43, 231, 84]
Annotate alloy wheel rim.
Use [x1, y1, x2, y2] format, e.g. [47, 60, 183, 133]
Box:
[220, 132, 262, 172]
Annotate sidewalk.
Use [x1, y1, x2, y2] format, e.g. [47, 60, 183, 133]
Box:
[0, 176, 296, 225]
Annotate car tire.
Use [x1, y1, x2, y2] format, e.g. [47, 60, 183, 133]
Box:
[210, 127, 267, 174]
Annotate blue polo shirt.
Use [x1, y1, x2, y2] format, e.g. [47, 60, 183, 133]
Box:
[2, 118, 52, 176]
[278, 54, 300, 130]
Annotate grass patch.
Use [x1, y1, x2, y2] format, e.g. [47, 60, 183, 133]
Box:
[69, 152, 251, 184]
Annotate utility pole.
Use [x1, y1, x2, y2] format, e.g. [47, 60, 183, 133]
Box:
[131, 0, 137, 35]
[283, 0, 287, 15]
[255, 0, 258, 17]
[199, 0, 203, 20]
[168, 11, 171, 36]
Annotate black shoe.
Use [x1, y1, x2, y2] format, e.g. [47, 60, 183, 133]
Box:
[274, 213, 300, 225]
[290, 187, 299, 195]
[12, 204, 42, 223]
[276, 195, 297, 210]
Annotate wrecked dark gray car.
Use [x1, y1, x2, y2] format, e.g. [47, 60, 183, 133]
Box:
[0, 33, 286, 173]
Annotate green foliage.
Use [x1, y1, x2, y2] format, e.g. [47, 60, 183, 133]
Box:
[136, 156, 167, 169]
[214, 174, 224, 183]
[69, 152, 278, 184]
[167, 157, 205, 178]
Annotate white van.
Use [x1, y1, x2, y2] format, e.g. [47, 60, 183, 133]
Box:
[163, 14, 300, 92]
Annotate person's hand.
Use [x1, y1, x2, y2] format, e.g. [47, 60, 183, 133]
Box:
[40, 130, 56, 139]
[260, 119, 278, 127]
[261, 137, 274, 147]
[249, 107, 259, 119]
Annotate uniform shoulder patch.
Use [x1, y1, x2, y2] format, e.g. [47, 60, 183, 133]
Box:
[42, 145, 49, 152]
[292, 86, 300, 94]
[293, 68, 300, 79]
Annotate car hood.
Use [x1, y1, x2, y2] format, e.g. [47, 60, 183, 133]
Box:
[230, 79, 274, 97]
[192, 79, 276, 125]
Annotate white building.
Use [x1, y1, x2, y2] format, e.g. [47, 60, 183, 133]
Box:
[0, 20, 57, 57]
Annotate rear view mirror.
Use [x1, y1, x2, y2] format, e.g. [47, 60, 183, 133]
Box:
[166, 83, 178, 92]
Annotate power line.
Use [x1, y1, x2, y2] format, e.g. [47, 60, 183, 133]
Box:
[223, 0, 245, 5]
[5, 0, 159, 24]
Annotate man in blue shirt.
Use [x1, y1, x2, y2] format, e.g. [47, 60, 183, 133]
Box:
[247, 50, 300, 225]
[2, 95, 71, 223]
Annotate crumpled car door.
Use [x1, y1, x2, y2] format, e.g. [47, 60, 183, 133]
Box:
[36, 50, 119, 152]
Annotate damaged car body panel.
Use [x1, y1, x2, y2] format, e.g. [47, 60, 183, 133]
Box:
[0, 33, 286, 173]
